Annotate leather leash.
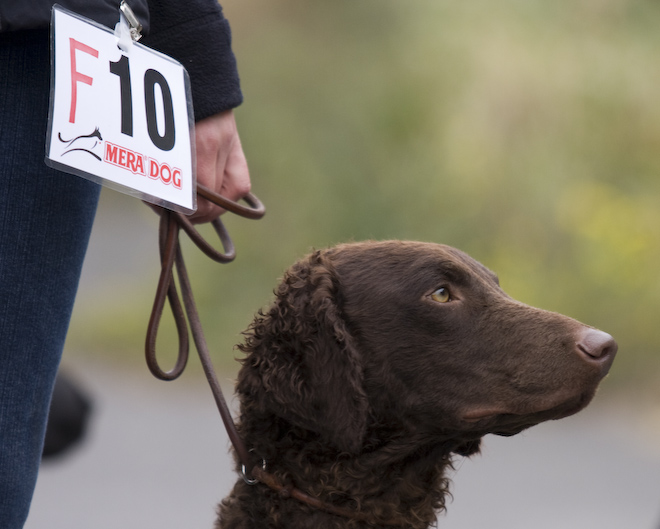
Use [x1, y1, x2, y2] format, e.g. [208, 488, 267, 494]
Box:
[145, 183, 263, 469]
[145, 186, 407, 527]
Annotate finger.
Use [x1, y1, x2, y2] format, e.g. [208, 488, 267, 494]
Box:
[219, 133, 251, 202]
[189, 115, 233, 223]
[191, 135, 250, 224]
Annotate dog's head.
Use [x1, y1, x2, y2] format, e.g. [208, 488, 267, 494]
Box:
[237, 241, 616, 456]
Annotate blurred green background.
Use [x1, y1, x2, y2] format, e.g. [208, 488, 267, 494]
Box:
[67, 0, 660, 393]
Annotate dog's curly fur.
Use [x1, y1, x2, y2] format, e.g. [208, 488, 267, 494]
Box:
[216, 241, 616, 528]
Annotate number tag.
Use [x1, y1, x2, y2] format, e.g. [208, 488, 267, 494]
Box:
[46, 5, 196, 214]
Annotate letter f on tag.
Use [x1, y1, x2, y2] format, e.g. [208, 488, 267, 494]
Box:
[69, 38, 99, 123]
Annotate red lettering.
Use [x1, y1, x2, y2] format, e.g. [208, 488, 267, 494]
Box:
[127, 151, 136, 172]
[149, 159, 159, 179]
[112, 155, 183, 186]
[134, 155, 145, 175]
[160, 164, 172, 184]
[104, 142, 146, 175]
[69, 39, 99, 123]
[172, 169, 181, 189]
[105, 143, 118, 164]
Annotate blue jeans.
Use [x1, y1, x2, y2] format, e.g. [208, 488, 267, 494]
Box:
[0, 30, 100, 527]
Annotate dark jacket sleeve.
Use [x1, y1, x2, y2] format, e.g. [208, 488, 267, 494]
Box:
[141, 0, 243, 122]
[0, 1, 149, 33]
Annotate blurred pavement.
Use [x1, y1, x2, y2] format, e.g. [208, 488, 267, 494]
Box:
[25, 359, 660, 529]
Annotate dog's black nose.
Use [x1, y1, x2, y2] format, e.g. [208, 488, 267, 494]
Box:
[577, 328, 618, 364]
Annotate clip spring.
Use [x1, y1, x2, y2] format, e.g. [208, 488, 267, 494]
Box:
[119, 1, 143, 42]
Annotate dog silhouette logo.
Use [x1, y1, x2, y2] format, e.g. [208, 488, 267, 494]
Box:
[57, 127, 103, 161]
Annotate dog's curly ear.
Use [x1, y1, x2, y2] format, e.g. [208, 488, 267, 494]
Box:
[238, 251, 369, 454]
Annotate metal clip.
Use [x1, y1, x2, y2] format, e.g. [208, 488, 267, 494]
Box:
[119, 0, 143, 42]
[240, 458, 266, 486]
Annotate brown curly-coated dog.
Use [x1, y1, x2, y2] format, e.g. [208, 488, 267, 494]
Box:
[216, 241, 617, 528]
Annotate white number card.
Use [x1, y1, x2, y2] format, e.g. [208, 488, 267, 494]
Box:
[46, 5, 196, 214]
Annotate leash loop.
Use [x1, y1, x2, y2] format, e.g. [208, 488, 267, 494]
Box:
[174, 213, 236, 263]
[145, 212, 189, 381]
[197, 184, 265, 220]
[146, 188, 264, 382]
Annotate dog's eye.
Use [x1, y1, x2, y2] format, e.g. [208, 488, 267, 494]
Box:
[431, 287, 451, 303]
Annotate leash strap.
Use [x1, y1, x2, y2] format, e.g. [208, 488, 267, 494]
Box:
[145, 185, 263, 469]
[145, 187, 406, 526]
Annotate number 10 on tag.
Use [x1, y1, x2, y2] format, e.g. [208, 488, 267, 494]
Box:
[47, 6, 196, 214]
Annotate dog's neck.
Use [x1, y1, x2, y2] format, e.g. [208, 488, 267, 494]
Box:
[218, 417, 461, 529]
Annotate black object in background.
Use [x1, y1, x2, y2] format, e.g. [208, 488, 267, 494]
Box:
[42, 372, 93, 459]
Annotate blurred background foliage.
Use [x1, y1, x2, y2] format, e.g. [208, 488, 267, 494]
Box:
[67, 0, 660, 391]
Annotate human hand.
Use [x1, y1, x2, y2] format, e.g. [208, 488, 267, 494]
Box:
[189, 109, 251, 224]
